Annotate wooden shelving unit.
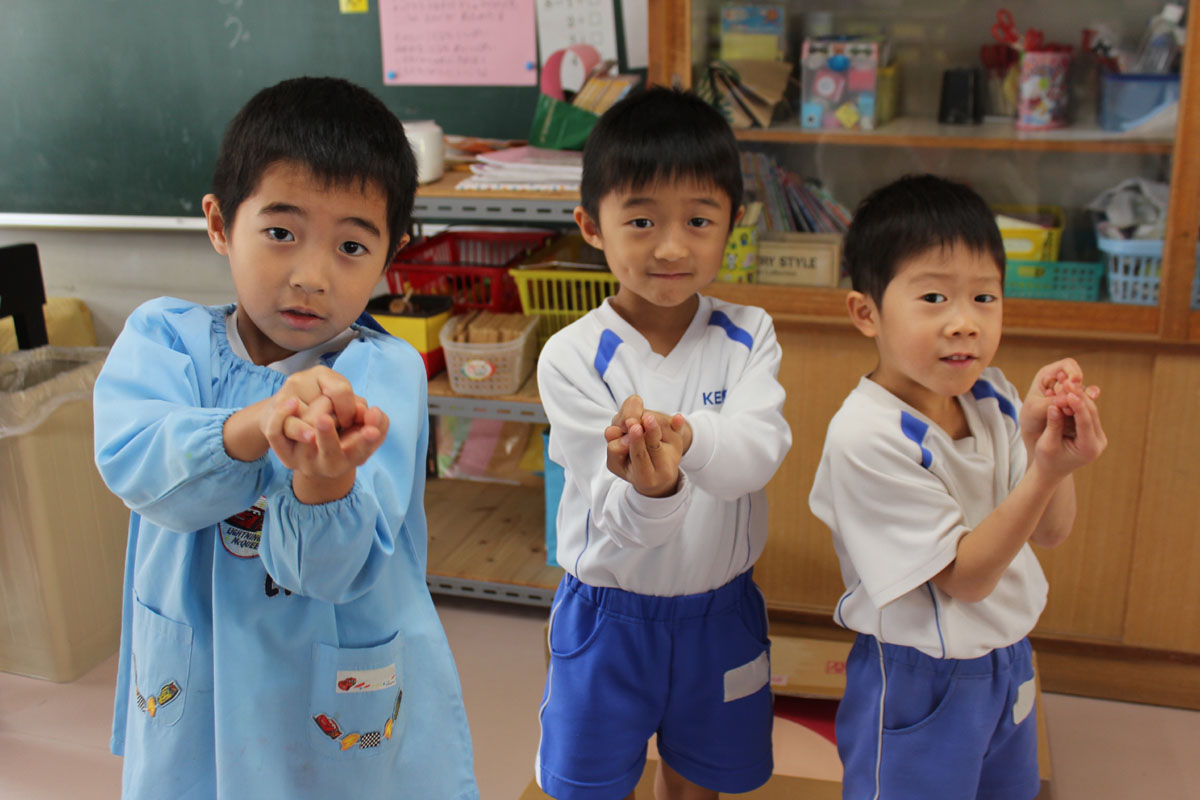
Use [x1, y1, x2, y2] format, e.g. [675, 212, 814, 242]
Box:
[423, 372, 560, 606]
[414, 172, 579, 225]
[425, 479, 562, 606]
[733, 117, 1173, 154]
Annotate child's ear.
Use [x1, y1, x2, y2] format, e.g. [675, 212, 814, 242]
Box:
[732, 204, 745, 226]
[846, 291, 880, 338]
[202, 194, 230, 256]
[384, 233, 412, 271]
[574, 206, 604, 250]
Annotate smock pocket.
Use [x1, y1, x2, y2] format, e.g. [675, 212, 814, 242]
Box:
[309, 632, 405, 759]
[130, 597, 193, 728]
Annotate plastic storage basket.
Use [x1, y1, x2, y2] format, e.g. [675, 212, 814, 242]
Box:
[542, 429, 563, 568]
[439, 313, 539, 396]
[1004, 260, 1105, 302]
[1097, 234, 1200, 307]
[1099, 71, 1181, 132]
[386, 230, 554, 313]
[512, 235, 620, 349]
[994, 205, 1064, 262]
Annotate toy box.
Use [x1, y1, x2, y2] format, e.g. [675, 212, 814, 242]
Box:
[801, 37, 896, 131]
[366, 294, 453, 378]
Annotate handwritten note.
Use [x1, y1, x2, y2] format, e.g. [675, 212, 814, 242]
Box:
[380, 0, 537, 86]
[536, 0, 618, 66]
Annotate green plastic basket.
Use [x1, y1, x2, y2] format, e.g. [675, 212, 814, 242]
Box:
[1004, 260, 1104, 302]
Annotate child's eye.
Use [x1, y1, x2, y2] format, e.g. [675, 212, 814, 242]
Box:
[629, 218, 653, 229]
[340, 241, 369, 256]
[688, 217, 713, 228]
[975, 293, 999, 303]
[920, 293, 947, 303]
[265, 227, 294, 242]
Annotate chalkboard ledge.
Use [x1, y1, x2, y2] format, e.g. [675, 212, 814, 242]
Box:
[0, 214, 208, 232]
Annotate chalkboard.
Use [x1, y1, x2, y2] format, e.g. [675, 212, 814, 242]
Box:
[1, 1, 546, 217]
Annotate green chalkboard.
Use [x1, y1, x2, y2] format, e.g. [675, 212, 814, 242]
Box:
[0, 2, 542, 217]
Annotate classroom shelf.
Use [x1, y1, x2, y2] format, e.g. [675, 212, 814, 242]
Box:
[414, 173, 579, 224]
[427, 371, 546, 423]
[703, 283, 1164, 341]
[733, 116, 1174, 154]
[424, 479, 562, 607]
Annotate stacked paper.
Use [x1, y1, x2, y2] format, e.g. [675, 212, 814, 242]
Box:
[455, 146, 583, 192]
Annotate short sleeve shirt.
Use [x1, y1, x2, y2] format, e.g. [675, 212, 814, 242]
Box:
[809, 367, 1048, 659]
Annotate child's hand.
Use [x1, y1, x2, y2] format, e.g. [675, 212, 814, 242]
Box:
[605, 409, 688, 498]
[605, 395, 693, 455]
[259, 366, 389, 503]
[268, 365, 361, 434]
[1020, 359, 1100, 444]
[269, 393, 389, 477]
[1031, 380, 1107, 480]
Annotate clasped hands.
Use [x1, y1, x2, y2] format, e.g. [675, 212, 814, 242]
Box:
[603, 395, 692, 498]
[261, 366, 389, 499]
[1019, 358, 1107, 477]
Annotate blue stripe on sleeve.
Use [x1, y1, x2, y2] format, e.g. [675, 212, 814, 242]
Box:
[970, 379, 1018, 422]
[707, 310, 753, 350]
[899, 411, 933, 469]
[593, 329, 623, 378]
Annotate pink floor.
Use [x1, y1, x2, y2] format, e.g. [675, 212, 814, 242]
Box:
[3, 596, 1199, 799]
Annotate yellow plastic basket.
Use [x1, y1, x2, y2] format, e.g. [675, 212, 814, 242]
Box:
[510, 266, 621, 350]
[993, 205, 1064, 262]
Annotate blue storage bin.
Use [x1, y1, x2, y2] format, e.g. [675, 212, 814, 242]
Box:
[1098, 71, 1180, 132]
[1097, 233, 1200, 307]
[542, 430, 563, 567]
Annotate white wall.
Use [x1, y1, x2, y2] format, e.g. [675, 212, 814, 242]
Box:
[0, 219, 394, 346]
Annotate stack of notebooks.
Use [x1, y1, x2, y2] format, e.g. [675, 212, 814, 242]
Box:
[741, 152, 851, 234]
[454, 145, 583, 193]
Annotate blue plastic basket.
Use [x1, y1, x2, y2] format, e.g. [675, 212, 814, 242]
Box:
[1004, 260, 1104, 302]
[542, 430, 563, 567]
[1097, 234, 1200, 307]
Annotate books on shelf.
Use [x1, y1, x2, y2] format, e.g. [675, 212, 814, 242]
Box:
[740, 152, 851, 234]
[455, 146, 582, 192]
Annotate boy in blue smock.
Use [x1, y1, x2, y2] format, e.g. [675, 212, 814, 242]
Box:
[93, 77, 477, 799]
[535, 88, 792, 800]
[809, 175, 1108, 799]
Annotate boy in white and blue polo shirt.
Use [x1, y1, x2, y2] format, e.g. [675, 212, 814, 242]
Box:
[535, 88, 792, 800]
[810, 175, 1108, 799]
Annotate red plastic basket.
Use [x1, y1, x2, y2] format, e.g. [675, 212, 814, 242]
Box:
[386, 230, 555, 313]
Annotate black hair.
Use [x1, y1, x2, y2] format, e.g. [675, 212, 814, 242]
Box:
[845, 174, 1006, 305]
[580, 86, 743, 227]
[210, 77, 417, 261]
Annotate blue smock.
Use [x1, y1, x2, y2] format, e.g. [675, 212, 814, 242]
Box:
[94, 298, 478, 799]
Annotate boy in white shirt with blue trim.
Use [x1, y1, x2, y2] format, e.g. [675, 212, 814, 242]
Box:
[535, 87, 793, 800]
[809, 174, 1108, 799]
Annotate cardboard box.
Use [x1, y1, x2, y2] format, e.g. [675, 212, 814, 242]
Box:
[756, 233, 843, 287]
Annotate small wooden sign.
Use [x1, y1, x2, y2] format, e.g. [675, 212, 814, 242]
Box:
[756, 233, 843, 287]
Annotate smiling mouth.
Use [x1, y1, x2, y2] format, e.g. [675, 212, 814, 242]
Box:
[942, 354, 975, 363]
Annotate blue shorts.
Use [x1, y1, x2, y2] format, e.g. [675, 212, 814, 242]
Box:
[536, 570, 774, 800]
[837, 634, 1040, 800]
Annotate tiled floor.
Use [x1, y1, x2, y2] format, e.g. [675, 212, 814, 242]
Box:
[3, 596, 1199, 799]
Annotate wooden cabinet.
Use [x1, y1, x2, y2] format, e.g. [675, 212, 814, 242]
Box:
[414, 2, 1200, 707]
[651, 0, 1200, 708]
